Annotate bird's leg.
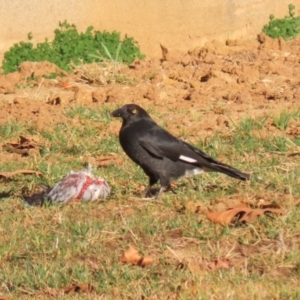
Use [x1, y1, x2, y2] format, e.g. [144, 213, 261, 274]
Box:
[155, 177, 172, 199]
[144, 177, 158, 198]
[155, 184, 176, 199]
[155, 186, 166, 199]
[144, 185, 152, 198]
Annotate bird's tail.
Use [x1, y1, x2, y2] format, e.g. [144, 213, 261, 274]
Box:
[208, 163, 250, 181]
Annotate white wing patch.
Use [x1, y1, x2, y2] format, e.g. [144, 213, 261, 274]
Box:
[179, 155, 197, 163]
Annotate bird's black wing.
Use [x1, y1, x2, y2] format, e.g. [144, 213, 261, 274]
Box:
[139, 126, 216, 167]
[139, 128, 250, 181]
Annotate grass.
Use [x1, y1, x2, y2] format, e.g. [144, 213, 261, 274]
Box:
[0, 105, 300, 299]
[273, 109, 300, 131]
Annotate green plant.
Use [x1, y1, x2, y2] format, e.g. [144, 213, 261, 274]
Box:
[273, 110, 293, 131]
[2, 21, 145, 74]
[263, 4, 300, 39]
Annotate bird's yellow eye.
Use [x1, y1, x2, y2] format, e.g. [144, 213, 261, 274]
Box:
[132, 109, 137, 114]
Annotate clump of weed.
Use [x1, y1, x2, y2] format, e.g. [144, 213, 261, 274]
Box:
[2, 21, 145, 74]
[73, 45, 138, 86]
[263, 4, 300, 39]
[273, 110, 293, 131]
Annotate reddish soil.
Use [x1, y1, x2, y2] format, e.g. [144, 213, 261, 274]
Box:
[0, 33, 299, 140]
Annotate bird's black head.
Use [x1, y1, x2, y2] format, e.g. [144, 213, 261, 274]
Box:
[111, 104, 151, 125]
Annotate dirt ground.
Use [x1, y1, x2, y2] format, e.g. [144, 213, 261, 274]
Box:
[0, 32, 300, 139]
[1, 32, 300, 299]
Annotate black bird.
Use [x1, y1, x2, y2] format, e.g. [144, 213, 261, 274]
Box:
[111, 104, 250, 199]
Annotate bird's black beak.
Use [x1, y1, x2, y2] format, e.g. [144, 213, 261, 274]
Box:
[111, 108, 123, 118]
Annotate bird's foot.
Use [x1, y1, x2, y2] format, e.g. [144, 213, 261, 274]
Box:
[144, 188, 152, 198]
[144, 185, 169, 199]
[167, 185, 177, 195]
[155, 186, 166, 199]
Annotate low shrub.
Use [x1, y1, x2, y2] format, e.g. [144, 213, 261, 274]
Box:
[2, 21, 145, 74]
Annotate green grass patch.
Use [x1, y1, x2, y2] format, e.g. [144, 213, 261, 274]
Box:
[0, 106, 300, 298]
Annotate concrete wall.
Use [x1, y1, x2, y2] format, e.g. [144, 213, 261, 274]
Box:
[1, 0, 299, 61]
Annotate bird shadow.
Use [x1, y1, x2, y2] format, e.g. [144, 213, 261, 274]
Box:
[132, 188, 159, 198]
[22, 185, 51, 207]
[0, 190, 13, 200]
[132, 185, 180, 198]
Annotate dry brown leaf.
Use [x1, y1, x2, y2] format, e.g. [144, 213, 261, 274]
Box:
[3, 136, 39, 156]
[185, 200, 205, 213]
[96, 153, 123, 167]
[0, 170, 43, 178]
[166, 228, 183, 239]
[206, 203, 250, 225]
[206, 203, 283, 226]
[239, 208, 282, 223]
[43, 283, 95, 297]
[207, 258, 232, 270]
[62, 283, 95, 294]
[288, 152, 300, 157]
[295, 198, 300, 206]
[140, 256, 154, 266]
[43, 288, 60, 297]
[258, 202, 281, 209]
[120, 245, 153, 267]
[60, 81, 75, 90]
[110, 288, 119, 297]
[120, 245, 142, 264]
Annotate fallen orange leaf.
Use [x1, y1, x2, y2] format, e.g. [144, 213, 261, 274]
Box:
[60, 81, 75, 89]
[3, 136, 39, 156]
[43, 288, 60, 297]
[62, 283, 95, 294]
[239, 207, 283, 223]
[206, 203, 283, 226]
[120, 245, 140, 264]
[96, 154, 123, 167]
[206, 203, 250, 226]
[140, 256, 153, 266]
[207, 258, 231, 270]
[0, 170, 43, 178]
[43, 283, 95, 297]
[121, 245, 153, 267]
